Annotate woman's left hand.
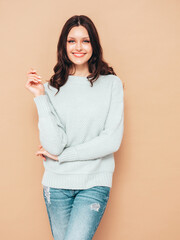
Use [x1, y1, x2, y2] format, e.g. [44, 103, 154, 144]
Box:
[35, 145, 58, 161]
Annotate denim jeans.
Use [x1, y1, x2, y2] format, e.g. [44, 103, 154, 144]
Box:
[43, 185, 111, 240]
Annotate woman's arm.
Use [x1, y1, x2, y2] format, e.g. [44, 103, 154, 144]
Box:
[34, 94, 68, 155]
[25, 69, 67, 156]
[57, 78, 124, 164]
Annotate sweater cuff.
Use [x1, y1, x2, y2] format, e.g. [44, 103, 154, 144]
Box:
[58, 147, 78, 164]
[34, 95, 51, 117]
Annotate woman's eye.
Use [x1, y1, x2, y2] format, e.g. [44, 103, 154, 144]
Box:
[67, 40, 90, 43]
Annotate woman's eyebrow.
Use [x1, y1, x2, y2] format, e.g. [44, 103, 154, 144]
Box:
[68, 36, 90, 39]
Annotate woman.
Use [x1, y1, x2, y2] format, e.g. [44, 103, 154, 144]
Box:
[25, 15, 124, 240]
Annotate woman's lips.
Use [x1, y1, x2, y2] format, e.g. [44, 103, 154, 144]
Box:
[72, 53, 86, 58]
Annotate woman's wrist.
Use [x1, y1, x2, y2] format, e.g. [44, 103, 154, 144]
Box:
[34, 93, 45, 98]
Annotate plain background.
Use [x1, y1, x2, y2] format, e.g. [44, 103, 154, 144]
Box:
[0, 0, 179, 239]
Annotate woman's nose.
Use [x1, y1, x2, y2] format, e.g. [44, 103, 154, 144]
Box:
[75, 42, 83, 51]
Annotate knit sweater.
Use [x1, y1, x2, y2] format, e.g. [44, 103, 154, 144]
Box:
[33, 74, 124, 189]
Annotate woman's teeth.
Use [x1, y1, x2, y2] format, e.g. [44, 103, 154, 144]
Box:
[73, 53, 86, 57]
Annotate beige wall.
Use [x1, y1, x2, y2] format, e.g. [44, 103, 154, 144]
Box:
[0, 0, 179, 239]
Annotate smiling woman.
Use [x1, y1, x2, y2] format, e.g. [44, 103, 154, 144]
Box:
[45, 15, 118, 93]
[25, 14, 124, 240]
[66, 26, 93, 77]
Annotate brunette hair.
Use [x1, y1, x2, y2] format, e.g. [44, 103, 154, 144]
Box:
[47, 15, 117, 94]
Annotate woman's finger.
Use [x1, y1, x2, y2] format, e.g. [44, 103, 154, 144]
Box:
[41, 154, 46, 161]
[39, 154, 46, 161]
[27, 75, 42, 81]
[27, 73, 41, 78]
[27, 78, 42, 85]
[36, 152, 46, 161]
[27, 69, 36, 72]
[36, 150, 43, 155]
[28, 78, 39, 83]
[27, 70, 42, 80]
[27, 70, 37, 75]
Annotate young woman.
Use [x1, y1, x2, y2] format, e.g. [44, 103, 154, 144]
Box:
[25, 15, 124, 240]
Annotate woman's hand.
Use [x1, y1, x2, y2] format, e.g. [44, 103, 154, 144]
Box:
[25, 68, 45, 97]
[35, 145, 58, 161]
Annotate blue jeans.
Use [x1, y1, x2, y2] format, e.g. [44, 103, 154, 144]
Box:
[43, 185, 111, 240]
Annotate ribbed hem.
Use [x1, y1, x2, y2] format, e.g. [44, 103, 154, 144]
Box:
[41, 170, 113, 189]
[58, 147, 78, 163]
[33, 95, 51, 117]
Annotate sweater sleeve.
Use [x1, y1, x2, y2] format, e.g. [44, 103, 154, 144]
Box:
[34, 93, 68, 155]
[58, 77, 124, 164]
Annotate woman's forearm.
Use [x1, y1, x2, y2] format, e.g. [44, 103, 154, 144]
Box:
[34, 94, 68, 155]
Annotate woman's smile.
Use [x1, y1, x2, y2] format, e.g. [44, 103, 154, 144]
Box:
[72, 53, 86, 57]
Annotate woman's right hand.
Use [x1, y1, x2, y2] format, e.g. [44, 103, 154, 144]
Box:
[25, 68, 45, 97]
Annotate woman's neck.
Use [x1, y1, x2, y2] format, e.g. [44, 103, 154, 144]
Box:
[69, 66, 90, 77]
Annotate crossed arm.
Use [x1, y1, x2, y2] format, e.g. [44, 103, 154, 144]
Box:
[34, 78, 124, 163]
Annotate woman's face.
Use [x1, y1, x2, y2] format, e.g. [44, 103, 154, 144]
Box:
[66, 26, 93, 68]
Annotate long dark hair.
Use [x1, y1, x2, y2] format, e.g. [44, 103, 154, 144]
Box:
[47, 15, 117, 95]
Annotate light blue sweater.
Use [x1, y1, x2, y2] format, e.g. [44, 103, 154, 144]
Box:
[34, 74, 124, 189]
